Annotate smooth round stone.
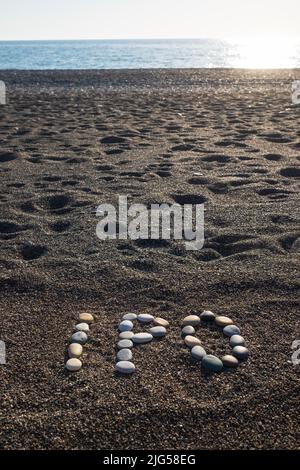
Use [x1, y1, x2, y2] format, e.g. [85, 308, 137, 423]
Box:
[181, 325, 195, 337]
[75, 322, 90, 333]
[132, 332, 153, 344]
[118, 320, 134, 332]
[191, 345, 207, 361]
[202, 355, 223, 372]
[119, 331, 134, 340]
[117, 348, 133, 361]
[116, 361, 135, 374]
[222, 355, 239, 367]
[200, 310, 216, 322]
[223, 325, 241, 337]
[65, 358, 82, 372]
[71, 331, 88, 345]
[68, 343, 83, 358]
[182, 315, 200, 326]
[230, 335, 245, 347]
[122, 313, 137, 321]
[232, 346, 249, 360]
[153, 317, 170, 328]
[149, 326, 166, 338]
[117, 339, 133, 349]
[184, 335, 201, 348]
[137, 314, 154, 323]
[215, 316, 233, 327]
[79, 312, 94, 324]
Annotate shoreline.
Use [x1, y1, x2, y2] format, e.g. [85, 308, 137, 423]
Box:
[1, 68, 300, 90]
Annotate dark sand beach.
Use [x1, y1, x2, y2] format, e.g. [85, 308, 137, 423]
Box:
[0, 69, 299, 450]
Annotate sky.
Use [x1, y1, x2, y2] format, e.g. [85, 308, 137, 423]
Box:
[0, 0, 300, 41]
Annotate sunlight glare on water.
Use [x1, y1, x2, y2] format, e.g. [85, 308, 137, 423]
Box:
[230, 36, 300, 68]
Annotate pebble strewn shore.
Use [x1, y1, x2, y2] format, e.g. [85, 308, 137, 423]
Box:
[2, 69, 298, 450]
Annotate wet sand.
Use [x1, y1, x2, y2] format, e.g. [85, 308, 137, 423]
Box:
[0, 69, 299, 450]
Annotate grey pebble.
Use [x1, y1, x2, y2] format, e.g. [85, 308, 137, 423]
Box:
[230, 335, 245, 347]
[117, 339, 133, 349]
[117, 348, 133, 361]
[191, 345, 207, 361]
[181, 325, 195, 337]
[202, 354, 223, 372]
[137, 314, 154, 323]
[115, 361, 135, 374]
[223, 325, 241, 337]
[118, 320, 134, 332]
[132, 332, 153, 344]
[232, 346, 249, 360]
[222, 355, 239, 367]
[71, 331, 88, 345]
[149, 326, 166, 337]
[200, 310, 216, 321]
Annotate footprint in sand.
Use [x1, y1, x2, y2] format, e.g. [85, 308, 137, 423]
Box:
[280, 167, 300, 178]
[101, 135, 128, 144]
[257, 187, 292, 199]
[280, 233, 300, 253]
[20, 241, 47, 261]
[173, 194, 207, 205]
[49, 220, 71, 233]
[264, 153, 284, 162]
[0, 151, 18, 163]
[202, 154, 232, 163]
[0, 220, 31, 239]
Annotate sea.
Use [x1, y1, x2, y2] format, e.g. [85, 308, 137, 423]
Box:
[0, 38, 300, 69]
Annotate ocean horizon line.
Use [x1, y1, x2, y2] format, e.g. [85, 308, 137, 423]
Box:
[1, 37, 300, 69]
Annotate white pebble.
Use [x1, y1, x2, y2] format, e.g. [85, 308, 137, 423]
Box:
[79, 312, 94, 324]
[153, 317, 170, 327]
[119, 331, 134, 340]
[184, 335, 201, 348]
[182, 315, 200, 326]
[75, 322, 90, 332]
[215, 316, 233, 327]
[122, 313, 137, 321]
[65, 358, 82, 372]
[68, 343, 83, 358]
